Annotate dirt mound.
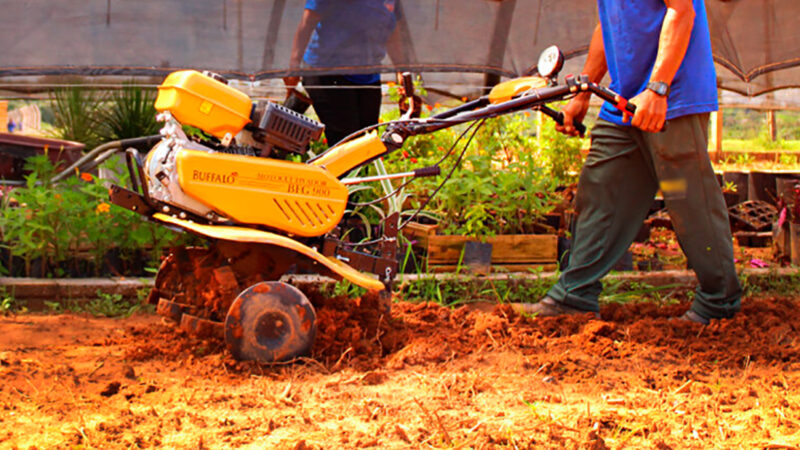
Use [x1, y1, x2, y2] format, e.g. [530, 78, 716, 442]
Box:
[120, 293, 800, 381]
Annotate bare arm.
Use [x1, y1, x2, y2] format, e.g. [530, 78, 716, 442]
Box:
[557, 22, 606, 136]
[283, 9, 321, 95]
[629, 0, 695, 132]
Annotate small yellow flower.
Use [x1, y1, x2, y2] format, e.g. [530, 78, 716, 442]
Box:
[80, 172, 93, 182]
[387, 81, 396, 88]
[96, 202, 111, 214]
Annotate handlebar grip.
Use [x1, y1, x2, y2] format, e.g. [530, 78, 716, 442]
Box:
[554, 112, 587, 136]
[413, 165, 441, 178]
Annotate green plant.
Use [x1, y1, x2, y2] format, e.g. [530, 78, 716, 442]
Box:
[379, 96, 584, 238]
[536, 111, 586, 183]
[0, 287, 20, 315]
[0, 297, 13, 315]
[81, 290, 145, 317]
[722, 180, 737, 193]
[50, 84, 105, 149]
[0, 156, 189, 278]
[44, 300, 63, 313]
[99, 82, 160, 141]
[778, 153, 798, 166]
[600, 279, 680, 305]
[734, 152, 756, 166]
[322, 279, 367, 299]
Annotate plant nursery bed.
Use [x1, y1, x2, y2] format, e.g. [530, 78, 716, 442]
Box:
[2, 289, 800, 448]
[403, 223, 558, 273]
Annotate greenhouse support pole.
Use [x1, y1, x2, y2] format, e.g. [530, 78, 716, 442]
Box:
[711, 108, 723, 162]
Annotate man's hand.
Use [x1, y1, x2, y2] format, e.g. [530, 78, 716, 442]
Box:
[555, 93, 591, 137]
[626, 89, 667, 133]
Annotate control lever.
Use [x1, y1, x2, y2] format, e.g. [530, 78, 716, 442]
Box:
[539, 105, 586, 137]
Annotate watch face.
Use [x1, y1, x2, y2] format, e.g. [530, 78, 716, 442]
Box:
[649, 82, 669, 96]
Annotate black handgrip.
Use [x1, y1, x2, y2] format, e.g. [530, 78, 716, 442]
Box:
[413, 166, 441, 178]
[119, 135, 162, 151]
[539, 105, 586, 137]
[554, 112, 587, 136]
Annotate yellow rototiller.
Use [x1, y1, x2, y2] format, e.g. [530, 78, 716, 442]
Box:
[107, 47, 636, 362]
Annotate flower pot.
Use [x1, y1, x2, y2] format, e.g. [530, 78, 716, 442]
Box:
[722, 191, 739, 207]
[723, 171, 749, 205]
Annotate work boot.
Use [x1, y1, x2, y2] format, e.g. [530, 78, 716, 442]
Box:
[514, 297, 600, 319]
[676, 309, 710, 325]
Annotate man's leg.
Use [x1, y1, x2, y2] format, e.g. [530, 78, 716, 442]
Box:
[546, 120, 659, 312]
[304, 75, 364, 146]
[354, 81, 382, 132]
[637, 114, 741, 319]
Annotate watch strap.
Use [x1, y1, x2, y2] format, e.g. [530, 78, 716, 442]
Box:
[647, 81, 670, 96]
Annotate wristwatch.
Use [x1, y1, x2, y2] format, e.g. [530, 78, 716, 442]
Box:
[647, 81, 670, 97]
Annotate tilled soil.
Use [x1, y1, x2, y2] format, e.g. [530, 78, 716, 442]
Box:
[2, 292, 800, 449]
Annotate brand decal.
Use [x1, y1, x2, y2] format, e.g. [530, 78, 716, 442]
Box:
[192, 170, 237, 184]
[256, 172, 331, 196]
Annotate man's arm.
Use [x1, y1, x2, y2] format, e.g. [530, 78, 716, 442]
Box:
[283, 9, 321, 96]
[628, 0, 696, 132]
[557, 22, 606, 136]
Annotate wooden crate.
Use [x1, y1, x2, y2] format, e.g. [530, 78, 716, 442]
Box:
[425, 233, 558, 273]
[401, 221, 438, 249]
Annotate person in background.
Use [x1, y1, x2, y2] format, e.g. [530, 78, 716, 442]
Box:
[283, 0, 404, 147]
[522, 0, 741, 324]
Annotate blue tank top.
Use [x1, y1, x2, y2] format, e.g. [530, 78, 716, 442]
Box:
[597, 0, 718, 126]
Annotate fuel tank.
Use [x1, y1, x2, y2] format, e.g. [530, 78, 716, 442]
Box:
[155, 70, 252, 139]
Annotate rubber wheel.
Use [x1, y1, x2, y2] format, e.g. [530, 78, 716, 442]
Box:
[224, 282, 316, 362]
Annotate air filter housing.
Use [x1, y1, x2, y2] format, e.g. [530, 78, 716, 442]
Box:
[252, 101, 324, 155]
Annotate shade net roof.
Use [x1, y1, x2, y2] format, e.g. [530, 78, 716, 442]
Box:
[0, 0, 798, 98]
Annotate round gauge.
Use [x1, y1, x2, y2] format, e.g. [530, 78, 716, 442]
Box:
[537, 45, 565, 79]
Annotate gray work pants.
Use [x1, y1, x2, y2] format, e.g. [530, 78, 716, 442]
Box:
[547, 114, 741, 319]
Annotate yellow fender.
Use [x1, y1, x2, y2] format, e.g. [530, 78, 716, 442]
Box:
[153, 213, 385, 291]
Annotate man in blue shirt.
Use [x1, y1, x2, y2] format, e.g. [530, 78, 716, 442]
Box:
[284, 0, 402, 146]
[523, 0, 741, 324]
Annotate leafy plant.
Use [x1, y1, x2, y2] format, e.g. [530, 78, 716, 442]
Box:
[322, 279, 367, 299]
[0, 287, 21, 315]
[80, 290, 147, 317]
[0, 156, 189, 277]
[99, 82, 160, 141]
[50, 84, 105, 149]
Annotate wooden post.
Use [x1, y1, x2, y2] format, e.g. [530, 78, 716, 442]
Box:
[767, 110, 777, 141]
[0, 101, 7, 133]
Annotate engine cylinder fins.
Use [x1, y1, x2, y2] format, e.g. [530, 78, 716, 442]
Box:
[224, 281, 317, 363]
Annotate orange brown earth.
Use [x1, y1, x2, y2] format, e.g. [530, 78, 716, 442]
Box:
[2, 290, 800, 449]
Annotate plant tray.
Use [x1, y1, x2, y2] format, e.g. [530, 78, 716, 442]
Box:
[728, 200, 777, 232]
